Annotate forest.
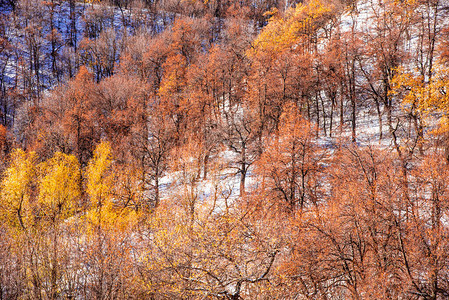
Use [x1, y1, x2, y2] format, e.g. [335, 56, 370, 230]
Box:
[1, 0, 449, 298]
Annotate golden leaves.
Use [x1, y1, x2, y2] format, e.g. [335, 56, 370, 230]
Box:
[84, 141, 139, 232]
[1, 149, 82, 230]
[0, 149, 36, 230]
[38, 152, 81, 222]
[391, 65, 449, 134]
[86, 141, 113, 208]
[250, 0, 334, 57]
[0, 142, 140, 235]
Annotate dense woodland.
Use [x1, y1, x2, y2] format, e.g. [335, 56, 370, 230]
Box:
[1, 0, 449, 298]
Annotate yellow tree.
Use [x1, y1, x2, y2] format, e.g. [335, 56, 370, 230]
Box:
[84, 140, 140, 230]
[390, 64, 449, 159]
[86, 142, 112, 209]
[250, 0, 334, 56]
[84, 141, 137, 299]
[37, 151, 81, 299]
[38, 152, 81, 222]
[0, 149, 36, 230]
[0, 149, 40, 298]
[86, 141, 113, 226]
[139, 188, 279, 298]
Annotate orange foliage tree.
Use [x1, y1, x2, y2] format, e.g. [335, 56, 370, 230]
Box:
[255, 102, 326, 211]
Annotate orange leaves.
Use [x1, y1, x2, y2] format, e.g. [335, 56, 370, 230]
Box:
[169, 17, 200, 57]
[61, 67, 100, 164]
[74, 65, 94, 83]
[255, 102, 323, 210]
[157, 17, 208, 134]
[0, 124, 6, 151]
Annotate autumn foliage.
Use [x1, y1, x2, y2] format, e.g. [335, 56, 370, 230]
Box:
[2, 0, 449, 298]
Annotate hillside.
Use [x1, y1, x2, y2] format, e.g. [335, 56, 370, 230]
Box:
[1, 0, 449, 298]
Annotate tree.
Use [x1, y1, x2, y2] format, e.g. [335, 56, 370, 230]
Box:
[0, 148, 36, 230]
[79, 28, 119, 82]
[248, 0, 337, 137]
[36, 151, 81, 299]
[158, 16, 209, 135]
[255, 102, 326, 211]
[84, 141, 137, 299]
[139, 186, 279, 298]
[0, 124, 7, 159]
[371, 0, 413, 140]
[251, 0, 335, 55]
[86, 141, 113, 217]
[38, 152, 80, 223]
[390, 64, 449, 161]
[407, 151, 449, 299]
[221, 100, 261, 197]
[130, 107, 176, 209]
[276, 146, 410, 298]
[17, 0, 47, 103]
[43, 0, 63, 84]
[316, 34, 345, 137]
[61, 66, 99, 166]
[0, 149, 40, 298]
[0, 11, 14, 128]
